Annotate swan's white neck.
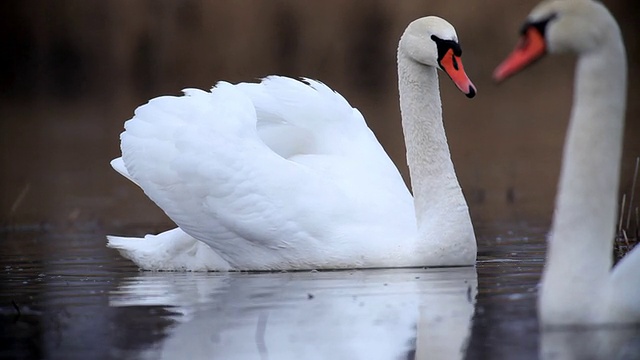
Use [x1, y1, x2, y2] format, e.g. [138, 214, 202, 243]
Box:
[397, 50, 474, 260]
[540, 27, 627, 324]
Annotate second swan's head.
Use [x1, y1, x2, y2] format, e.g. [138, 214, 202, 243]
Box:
[399, 16, 477, 98]
[493, 0, 621, 82]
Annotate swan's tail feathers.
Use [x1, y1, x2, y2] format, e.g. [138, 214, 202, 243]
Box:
[107, 228, 232, 271]
[110, 157, 141, 187]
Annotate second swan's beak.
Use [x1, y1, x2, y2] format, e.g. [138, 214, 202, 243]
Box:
[494, 26, 547, 82]
[439, 48, 477, 98]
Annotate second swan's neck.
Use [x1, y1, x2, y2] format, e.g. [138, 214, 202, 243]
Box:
[397, 51, 470, 232]
[541, 25, 627, 323]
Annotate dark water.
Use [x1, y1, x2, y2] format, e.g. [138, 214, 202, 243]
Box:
[1, 224, 638, 360]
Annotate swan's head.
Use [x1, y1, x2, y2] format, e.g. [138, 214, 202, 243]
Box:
[494, 0, 619, 82]
[400, 16, 476, 98]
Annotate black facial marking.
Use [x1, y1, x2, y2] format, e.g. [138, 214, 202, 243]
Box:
[431, 35, 462, 65]
[520, 13, 557, 37]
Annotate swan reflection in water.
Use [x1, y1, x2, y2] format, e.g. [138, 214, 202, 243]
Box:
[540, 326, 640, 359]
[109, 268, 477, 360]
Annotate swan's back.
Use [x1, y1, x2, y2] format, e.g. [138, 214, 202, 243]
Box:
[117, 76, 416, 270]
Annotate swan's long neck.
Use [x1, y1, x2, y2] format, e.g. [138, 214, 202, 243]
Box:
[397, 51, 469, 233]
[541, 25, 627, 322]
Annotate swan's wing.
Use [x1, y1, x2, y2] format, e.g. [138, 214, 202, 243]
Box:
[236, 76, 410, 196]
[117, 77, 413, 269]
[237, 77, 400, 169]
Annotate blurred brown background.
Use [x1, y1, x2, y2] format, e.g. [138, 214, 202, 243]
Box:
[1, 0, 638, 232]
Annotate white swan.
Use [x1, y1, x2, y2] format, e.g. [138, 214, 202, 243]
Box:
[494, 0, 640, 326]
[107, 16, 477, 271]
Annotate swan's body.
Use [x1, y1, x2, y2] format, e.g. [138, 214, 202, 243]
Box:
[108, 16, 477, 271]
[495, 0, 640, 326]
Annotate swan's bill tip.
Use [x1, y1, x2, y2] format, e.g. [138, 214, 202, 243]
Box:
[465, 86, 477, 98]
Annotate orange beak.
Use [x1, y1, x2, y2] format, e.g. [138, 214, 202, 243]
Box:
[439, 48, 477, 98]
[493, 26, 547, 82]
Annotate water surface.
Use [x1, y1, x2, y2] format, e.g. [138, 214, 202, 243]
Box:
[1, 224, 638, 359]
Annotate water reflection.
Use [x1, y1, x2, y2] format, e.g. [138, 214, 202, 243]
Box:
[540, 327, 640, 359]
[10, 224, 626, 358]
[110, 268, 477, 360]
